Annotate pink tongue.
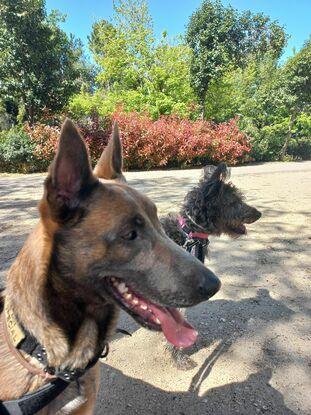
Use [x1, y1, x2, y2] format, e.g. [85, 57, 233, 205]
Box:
[150, 305, 198, 348]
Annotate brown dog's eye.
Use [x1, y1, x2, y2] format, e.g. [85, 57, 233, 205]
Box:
[122, 230, 138, 241]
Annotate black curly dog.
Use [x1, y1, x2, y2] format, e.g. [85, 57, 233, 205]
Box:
[160, 163, 261, 370]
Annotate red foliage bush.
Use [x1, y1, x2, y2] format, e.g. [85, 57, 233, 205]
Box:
[24, 114, 112, 168]
[24, 122, 60, 168]
[22, 112, 251, 172]
[113, 112, 251, 169]
[76, 114, 112, 162]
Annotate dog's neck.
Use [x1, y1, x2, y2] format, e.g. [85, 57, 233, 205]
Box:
[180, 183, 222, 236]
[179, 206, 216, 235]
[5, 222, 117, 369]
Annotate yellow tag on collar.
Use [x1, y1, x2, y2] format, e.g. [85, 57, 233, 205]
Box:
[4, 301, 25, 347]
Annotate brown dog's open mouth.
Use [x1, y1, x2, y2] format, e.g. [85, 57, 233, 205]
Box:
[106, 277, 198, 348]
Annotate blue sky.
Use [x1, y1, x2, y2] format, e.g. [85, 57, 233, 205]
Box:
[46, 0, 310, 61]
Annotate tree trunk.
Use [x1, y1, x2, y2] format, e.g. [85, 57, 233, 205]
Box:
[280, 113, 295, 160]
[27, 106, 34, 126]
[200, 95, 206, 120]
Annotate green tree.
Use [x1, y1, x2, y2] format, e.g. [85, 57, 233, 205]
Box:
[186, 0, 287, 118]
[279, 39, 311, 156]
[282, 39, 311, 116]
[144, 38, 196, 118]
[205, 41, 311, 160]
[89, 0, 153, 93]
[0, 0, 87, 123]
[206, 54, 287, 124]
[71, 0, 196, 119]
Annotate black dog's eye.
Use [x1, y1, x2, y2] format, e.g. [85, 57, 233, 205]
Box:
[122, 230, 138, 241]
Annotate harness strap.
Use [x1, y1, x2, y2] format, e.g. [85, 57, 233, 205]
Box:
[0, 296, 108, 414]
[2, 310, 54, 380]
[178, 216, 209, 240]
[178, 216, 209, 264]
[0, 380, 69, 415]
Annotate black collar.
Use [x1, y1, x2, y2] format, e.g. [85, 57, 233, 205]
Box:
[16, 325, 108, 382]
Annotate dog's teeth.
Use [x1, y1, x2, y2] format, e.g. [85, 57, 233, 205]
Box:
[140, 304, 147, 310]
[132, 298, 139, 305]
[118, 282, 128, 294]
[111, 277, 116, 282]
[124, 293, 132, 300]
[155, 318, 161, 325]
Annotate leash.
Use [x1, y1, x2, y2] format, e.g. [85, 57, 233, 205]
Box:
[0, 296, 109, 415]
[178, 216, 209, 263]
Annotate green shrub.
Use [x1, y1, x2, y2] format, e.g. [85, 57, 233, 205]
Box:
[250, 120, 288, 161]
[295, 113, 311, 136]
[24, 122, 60, 169]
[250, 114, 311, 161]
[0, 105, 13, 131]
[0, 127, 39, 173]
[287, 113, 311, 159]
[288, 137, 311, 160]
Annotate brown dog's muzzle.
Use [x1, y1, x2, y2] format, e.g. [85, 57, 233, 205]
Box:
[125, 235, 221, 309]
[196, 265, 221, 300]
[159, 236, 221, 305]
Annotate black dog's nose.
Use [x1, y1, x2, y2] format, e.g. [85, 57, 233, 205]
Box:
[255, 209, 262, 221]
[199, 268, 221, 300]
[245, 207, 262, 224]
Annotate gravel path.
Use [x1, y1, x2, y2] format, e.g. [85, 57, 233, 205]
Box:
[0, 161, 310, 415]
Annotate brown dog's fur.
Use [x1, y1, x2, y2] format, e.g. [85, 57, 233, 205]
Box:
[0, 120, 220, 414]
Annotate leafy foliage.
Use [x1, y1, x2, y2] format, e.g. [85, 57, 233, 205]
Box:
[0, 127, 37, 172]
[113, 112, 251, 169]
[204, 49, 311, 160]
[288, 113, 311, 160]
[205, 53, 286, 125]
[281, 39, 311, 114]
[89, 0, 153, 92]
[0, 0, 310, 170]
[76, 115, 112, 162]
[23, 115, 112, 167]
[0, 112, 252, 172]
[186, 0, 287, 114]
[23, 122, 60, 167]
[70, 0, 197, 119]
[0, 0, 90, 123]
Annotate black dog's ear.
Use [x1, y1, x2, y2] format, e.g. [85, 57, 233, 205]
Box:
[94, 122, 126, 182]
[45, 118, 97, 220]
[209, 162, 230, 182]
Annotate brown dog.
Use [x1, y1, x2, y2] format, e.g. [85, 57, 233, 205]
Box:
[0, 120, 220, 414]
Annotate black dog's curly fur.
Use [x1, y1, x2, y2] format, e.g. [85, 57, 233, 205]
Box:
[161, 163, 261, 245]
[160, 163, 261, 370]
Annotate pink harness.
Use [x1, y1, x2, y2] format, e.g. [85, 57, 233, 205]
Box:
[178, 216, 209, 240]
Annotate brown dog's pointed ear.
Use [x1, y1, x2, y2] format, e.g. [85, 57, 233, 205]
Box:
[45, 118, 97, 220]
[94, 121, 125, 181]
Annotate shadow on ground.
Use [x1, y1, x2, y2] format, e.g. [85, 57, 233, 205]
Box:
[96, 364, 296, 414]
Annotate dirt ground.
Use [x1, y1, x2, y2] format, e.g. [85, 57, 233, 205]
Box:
[0, 161, 310, 415]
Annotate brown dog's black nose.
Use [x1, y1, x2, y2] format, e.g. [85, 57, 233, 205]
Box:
[199, 268, 221, 300]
